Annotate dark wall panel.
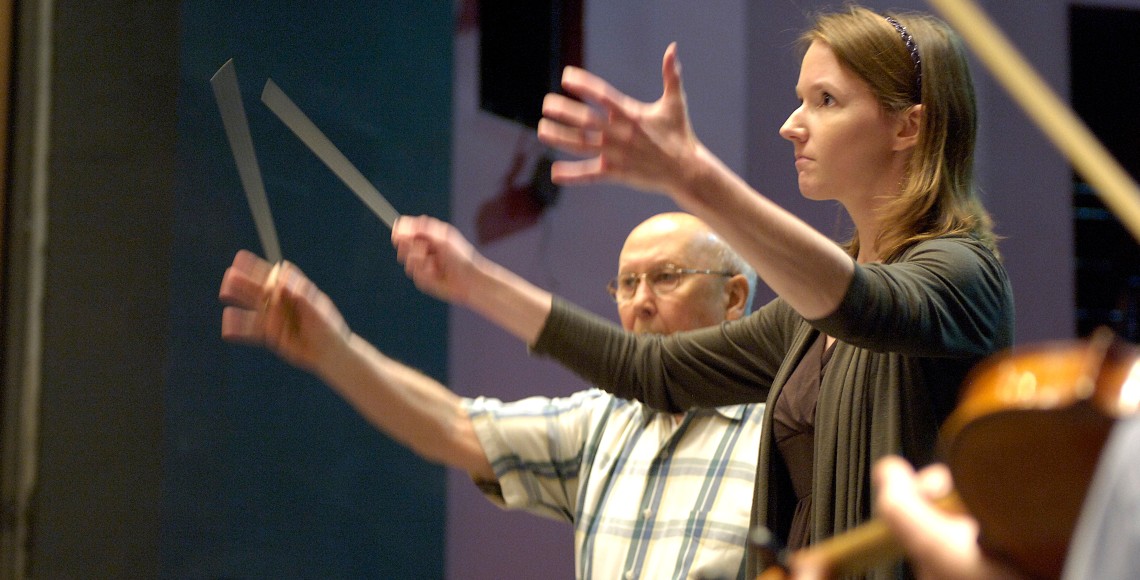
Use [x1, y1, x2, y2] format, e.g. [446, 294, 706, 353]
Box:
[163, 2, 452, 578]
[30, 1, 178, 577]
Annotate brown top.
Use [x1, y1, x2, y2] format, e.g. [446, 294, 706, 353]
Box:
[773, 332, 834, 549]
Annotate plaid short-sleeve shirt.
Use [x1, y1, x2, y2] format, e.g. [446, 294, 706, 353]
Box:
[466, 389, 763, 580]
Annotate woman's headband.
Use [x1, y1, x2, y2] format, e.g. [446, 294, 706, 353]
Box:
[885, 15, 923, 103]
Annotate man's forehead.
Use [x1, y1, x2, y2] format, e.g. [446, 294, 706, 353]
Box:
[618, 258, 680, 274]
[618, 241, 690, 271]
[619, 234, 714, 270]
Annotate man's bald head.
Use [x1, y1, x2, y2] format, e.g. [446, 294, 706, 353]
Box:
[614, 213, 756, 335]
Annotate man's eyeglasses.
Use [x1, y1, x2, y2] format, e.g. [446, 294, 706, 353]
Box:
[606, 265, 736, 302]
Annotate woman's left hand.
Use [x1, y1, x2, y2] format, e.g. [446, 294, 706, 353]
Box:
[537, 42, 701, 198]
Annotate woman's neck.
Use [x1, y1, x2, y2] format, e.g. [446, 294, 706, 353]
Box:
[845, 205, 883, 264]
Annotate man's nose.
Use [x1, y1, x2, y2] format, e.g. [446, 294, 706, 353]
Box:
[628, 279, 659, 312]
[632, 276, 658, 300]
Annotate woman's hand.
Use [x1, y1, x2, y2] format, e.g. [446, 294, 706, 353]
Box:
[537, 42, 702, 198]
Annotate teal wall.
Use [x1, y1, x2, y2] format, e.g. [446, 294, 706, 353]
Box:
[164, 2, 452, 577]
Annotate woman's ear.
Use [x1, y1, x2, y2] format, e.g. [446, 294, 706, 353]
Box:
[893, 104, 923, 151]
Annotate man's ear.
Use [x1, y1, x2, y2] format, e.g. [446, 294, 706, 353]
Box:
[893, 104, 923, 151]
[724, 274, 750, 321]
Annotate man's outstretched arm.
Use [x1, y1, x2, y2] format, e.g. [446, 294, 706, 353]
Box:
[219, 249, 495, 481]
[392, 215, 553, 346]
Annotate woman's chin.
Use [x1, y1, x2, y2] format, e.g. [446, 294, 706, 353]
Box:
[797, 179, 825, 201]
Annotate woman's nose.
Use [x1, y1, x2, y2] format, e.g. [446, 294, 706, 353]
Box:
[779, 106, 805, 142]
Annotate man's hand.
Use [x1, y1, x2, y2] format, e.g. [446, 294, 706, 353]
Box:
[219, 250, 351, 374]
[392, 215, 484, 307]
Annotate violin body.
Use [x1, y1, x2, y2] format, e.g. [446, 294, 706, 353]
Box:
[940, 329, 1140, 579]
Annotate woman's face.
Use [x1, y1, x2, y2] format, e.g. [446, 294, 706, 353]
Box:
[780, 41, 906, 206]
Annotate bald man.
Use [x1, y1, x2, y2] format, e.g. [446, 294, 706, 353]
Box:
[219, 212, 765, 579]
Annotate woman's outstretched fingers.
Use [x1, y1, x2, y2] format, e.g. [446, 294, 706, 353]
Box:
[661, 43, 683, 99]
[560, 64, 628, 113]
[541, 92, 600, 129]
[537, 118, 600, 156]
[550, 156, 605, 185]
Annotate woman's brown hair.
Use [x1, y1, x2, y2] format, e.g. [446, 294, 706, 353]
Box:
[802, 6, 999, 261]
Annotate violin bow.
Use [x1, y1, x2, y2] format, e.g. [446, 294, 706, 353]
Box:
[925, 0, 1140, 243]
